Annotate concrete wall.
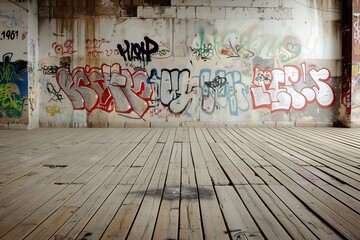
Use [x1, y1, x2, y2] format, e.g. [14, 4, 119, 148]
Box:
[351, 0, 360, 126]
[0, 0, 36, 129]
[37, 0, 342, 127]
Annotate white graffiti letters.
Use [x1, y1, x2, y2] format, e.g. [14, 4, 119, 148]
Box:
[250, 63, 335, 112]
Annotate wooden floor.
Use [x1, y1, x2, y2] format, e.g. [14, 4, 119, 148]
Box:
[0, 127, 359, 240]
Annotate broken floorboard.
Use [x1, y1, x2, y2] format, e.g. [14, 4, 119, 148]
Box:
[0, 127, 359, 240]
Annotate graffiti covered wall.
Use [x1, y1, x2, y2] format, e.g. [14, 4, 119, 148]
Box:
[38, 0, 342, 127]
[0, 1, 30, 128]
[351, 0, 360, 125]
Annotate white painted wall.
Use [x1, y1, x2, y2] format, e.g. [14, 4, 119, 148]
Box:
[37, 0, 342, 127]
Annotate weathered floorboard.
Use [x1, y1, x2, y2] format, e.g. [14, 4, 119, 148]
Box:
[0, 127, 359, 240]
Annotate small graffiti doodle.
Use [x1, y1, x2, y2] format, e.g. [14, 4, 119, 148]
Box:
[46, 82, 64, 102]
[49, 40, 76, 57]
[354, 20, 360, 55]
[40, 64, 58, 75]
[46, 104, 63, 116]
[250, 63, 335, 112]
[279, 42, 301, 63]
[0, 10, 25, 28]
[0, 52, 27, 118]
[220, 41, 254, 60]
[191, 27, 214, 61]
[117, 36, 159, 63]
[151, 42, 171, 59]
[191, 43, 214, 61]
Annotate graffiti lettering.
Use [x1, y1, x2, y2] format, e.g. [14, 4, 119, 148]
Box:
[46, 104, 63, 116]
[40, 64, 58, 75]
[56, 64, 153, 118]
[49, 40, 76, 57]
[250, 63, 335, 112]
[220, 42, 254, 60]
[0, 84, 23, 117]
[0, 30, 19, 40]
[279, 43, 301, 63]
[0, 53, 27, 118]
[151, 44, 171, 59]
[26, 93, 36, 114]
[194, 27, 302, 63]
[354, 20, 360, 55]
[200, 69, 250, 115]
[117, 36, 159, 63]
[158, 68, 197, 114]
[191, 43, 214, 61]
[86, 38, 110, 58]
[47, 82, 64, 102]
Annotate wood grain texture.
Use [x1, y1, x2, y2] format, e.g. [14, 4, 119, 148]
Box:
[0, 127, 358, 240]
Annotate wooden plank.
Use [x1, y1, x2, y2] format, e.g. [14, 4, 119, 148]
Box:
[132, 128, 164, 167]
[242, 131, 360, 215]
[270, 185, 343, 240]
[212, 128, 275, 185]
[99, 184, 145, 239]
[2, 184, 81, 239]
[153, 143, 182, 240]
[215, 186, 263, 239]
[217, 143, 264, 185]
[174, 127, 183, 143]
[207, 127, 224, 143]
[182, 127, 190, 143]
[252, 185, 318, 240]
[101, 129, 176, 239]
[158, 127, 171, 143]
[315, 166, 360, 191]
[53, 167, 129, 238]
[190, 141, 212, 186]
[265, 166, 360, 239]
[125, 142, 170, 239]
[303, 165, 360, 201]
[24, 206, 79, 240]
[195, 128, 229, 185]
[73, 184, 132, 240]
[262, 128, 360, 180]
[73, 142, 138, 184]
[286, 128, 360, 163]
[240, 132, 360, 228]
[209, 142, 248, 185]
[198, 185, 229, 240]
[63, 166, 115, 207]
[179, 142, 203, 240]
[132, 128, 152, 143]
[0, 184, 66, 238]
[235, 185, 292, 240]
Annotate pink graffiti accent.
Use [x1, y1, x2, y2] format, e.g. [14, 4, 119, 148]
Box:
[56, 64, 152, 118]
[250, 63, 335, 112]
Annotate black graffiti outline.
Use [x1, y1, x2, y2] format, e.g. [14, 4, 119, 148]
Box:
[47, 82, 64, 102]
[117, 36, 159, 64]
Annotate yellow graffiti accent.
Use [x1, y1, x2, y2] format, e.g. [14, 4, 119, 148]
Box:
[0, 83, 23, 112]
[46, 104, 63, 116]
[352, 64, 359, 77]
[355, 43, 360, 55]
